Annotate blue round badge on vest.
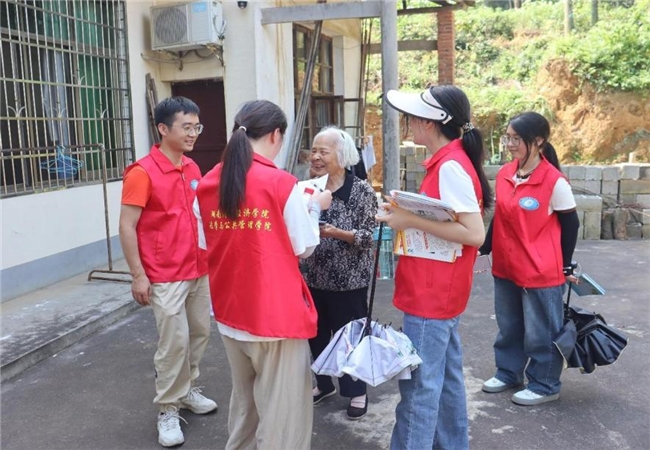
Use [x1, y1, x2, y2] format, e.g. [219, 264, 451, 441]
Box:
[190, 179, 199, 190]
[519, 197, 540, 211]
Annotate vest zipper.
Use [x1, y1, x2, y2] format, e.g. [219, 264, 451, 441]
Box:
[511, 179, 518, 198]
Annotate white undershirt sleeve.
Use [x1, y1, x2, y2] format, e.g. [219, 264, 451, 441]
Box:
[550, 177, 577, 214]
[283, 184, 320, 258]
[438, 160, 481, 213]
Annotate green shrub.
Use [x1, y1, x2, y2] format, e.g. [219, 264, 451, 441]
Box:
[552, 1, 650, 91]
[456, 5, 515, 44]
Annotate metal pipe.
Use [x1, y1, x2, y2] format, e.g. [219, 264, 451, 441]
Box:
[88, 143, 130, 282]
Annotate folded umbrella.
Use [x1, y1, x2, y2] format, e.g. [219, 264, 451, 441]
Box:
[554, 275, 628, 374]
[554, 318, 577, 364]
[565, 305, 628, 373]
[341, 319, 419, 387]
[311, 319, 360, 378]
[311, 223, 422, 386]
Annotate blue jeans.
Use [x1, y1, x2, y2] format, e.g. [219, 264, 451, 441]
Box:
[493, 277, 565, 396]
[391, 313, 468, 450]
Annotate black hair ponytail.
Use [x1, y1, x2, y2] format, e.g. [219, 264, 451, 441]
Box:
[219, 100, 288, 219]
[220, 128, 253, 219]
[429, 85, 493, 210]
[460, 127, 493, 209]
[542, 142, 561, 171]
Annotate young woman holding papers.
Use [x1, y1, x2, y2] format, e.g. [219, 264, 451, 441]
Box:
[377, 85, 492, 450]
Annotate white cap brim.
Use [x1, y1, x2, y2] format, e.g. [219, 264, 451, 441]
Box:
[385, 89, 453, 124]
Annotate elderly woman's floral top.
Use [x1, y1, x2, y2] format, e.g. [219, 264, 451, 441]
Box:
[303, 172, 377, 291]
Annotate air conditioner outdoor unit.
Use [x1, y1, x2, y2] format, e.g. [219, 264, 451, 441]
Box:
[150, 1, 224, 52]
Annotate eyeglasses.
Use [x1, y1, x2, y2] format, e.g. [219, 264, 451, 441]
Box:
[173, 124, 204, 136]
[500, 135, 522, 146]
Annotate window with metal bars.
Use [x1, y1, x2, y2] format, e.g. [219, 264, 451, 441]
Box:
[0, 0, 134, 198]
[293, 24, 336, 150]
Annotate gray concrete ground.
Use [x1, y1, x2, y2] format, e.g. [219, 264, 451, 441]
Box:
[0, 260, 135, 382]
[1, 240, 649, 450]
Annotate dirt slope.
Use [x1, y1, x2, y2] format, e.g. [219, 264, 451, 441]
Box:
[537, 60, 650, 163]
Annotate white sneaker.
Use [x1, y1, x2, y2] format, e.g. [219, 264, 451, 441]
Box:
[512, 389, 560, 406]
[180, 387, 218, 414]
[482, 377, 515, 393]
[157, 405, 185, 447]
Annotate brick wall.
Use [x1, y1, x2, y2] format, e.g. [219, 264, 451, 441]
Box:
[437, 10, 455, 85]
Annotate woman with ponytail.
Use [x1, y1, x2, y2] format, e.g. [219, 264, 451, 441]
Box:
[378, 85, 491, 450]
[194, 100, 331, 449]
[478, 111, 579, 406]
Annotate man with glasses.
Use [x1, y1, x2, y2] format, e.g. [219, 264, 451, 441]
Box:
[119, 97, 216, 447]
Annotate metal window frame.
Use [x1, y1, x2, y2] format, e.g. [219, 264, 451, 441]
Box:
[1, 0, 134, 198]
[292, 24, 335, 150]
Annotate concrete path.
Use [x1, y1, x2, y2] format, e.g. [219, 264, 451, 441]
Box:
[1, 241, 649, 449]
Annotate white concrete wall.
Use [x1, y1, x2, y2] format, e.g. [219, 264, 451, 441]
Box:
[221, 1, 261, 128]
[1, 183, 122, 271]
[252, 2, 296, 168]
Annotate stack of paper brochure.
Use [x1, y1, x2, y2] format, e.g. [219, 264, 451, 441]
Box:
[389, 190, 462, 262]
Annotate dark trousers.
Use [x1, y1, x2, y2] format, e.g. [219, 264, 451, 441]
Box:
[309, 286, 368, 398]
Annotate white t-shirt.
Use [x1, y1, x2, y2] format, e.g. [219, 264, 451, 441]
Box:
[512, 175, 576, 214]
[438, 160, 481, 213]
[193, 184, 320, 341]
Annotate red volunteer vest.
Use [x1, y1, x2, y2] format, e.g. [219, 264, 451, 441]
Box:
[394, 139, 483, 319]
[196, 153, 317, 339]
[123, 145, 208, 283]
[492, 158, 565, 288]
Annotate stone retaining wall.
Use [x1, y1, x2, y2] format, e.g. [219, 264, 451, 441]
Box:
[399, 144, 650, 239]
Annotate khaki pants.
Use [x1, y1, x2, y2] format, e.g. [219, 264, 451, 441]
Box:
[221, 335, 313, 450]
[150, 275, 211, 407]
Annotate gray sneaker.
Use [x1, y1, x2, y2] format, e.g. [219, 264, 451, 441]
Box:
[157, 405, 185, 447]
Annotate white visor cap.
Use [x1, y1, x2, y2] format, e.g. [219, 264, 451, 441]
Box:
[385, 88, 453, 124]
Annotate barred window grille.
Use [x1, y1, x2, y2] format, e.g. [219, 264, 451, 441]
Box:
[293, 25, 335, 151]
[0, 0, 134, 198]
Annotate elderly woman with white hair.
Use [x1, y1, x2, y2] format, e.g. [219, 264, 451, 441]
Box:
[302, 126, 377, 420]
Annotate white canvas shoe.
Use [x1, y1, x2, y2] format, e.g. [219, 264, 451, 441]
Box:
[157, 405, 185, 447]
[512, 388, 560, 406]
[180, 387, 218, 414]
[482, 377, 516, 393]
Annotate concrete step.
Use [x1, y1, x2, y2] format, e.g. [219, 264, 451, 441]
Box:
[1, 260, 139, 382]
